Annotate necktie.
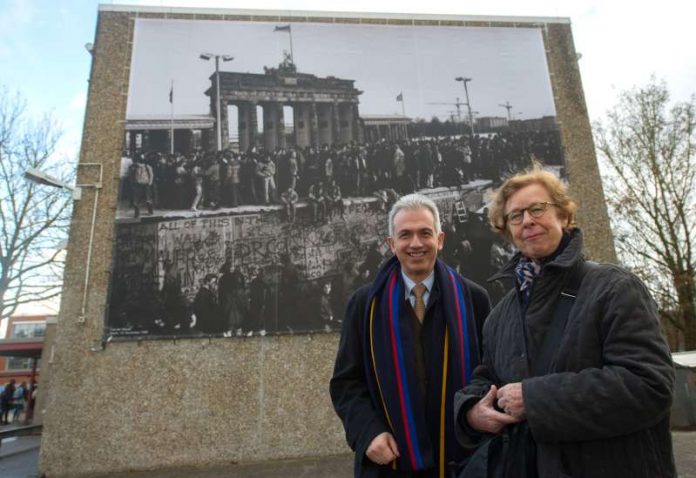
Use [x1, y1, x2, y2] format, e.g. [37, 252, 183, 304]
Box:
[413, 283, 427, 323]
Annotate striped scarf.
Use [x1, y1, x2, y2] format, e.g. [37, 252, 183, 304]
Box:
[363, 256, 480, 476]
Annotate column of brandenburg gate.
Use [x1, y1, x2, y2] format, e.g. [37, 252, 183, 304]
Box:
[205, 60, 363, 151]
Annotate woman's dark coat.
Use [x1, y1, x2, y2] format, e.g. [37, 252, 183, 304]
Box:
[454, 229, 676, 478]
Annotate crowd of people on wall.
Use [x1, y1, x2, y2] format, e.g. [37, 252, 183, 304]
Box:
[110, 251, 364, 337]
[0, 379, 36, 425]
[110, 128, 562, 336]
[119, 130, 563, 219]
[109, 200, 513, 337]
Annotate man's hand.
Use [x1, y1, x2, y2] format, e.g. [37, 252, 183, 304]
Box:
[366, 432, 400, 466]
[496, 382, 526, 420]
[466, 385, 521, 434]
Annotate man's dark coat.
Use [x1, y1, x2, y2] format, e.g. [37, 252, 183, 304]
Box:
[331, 266, 491, 478]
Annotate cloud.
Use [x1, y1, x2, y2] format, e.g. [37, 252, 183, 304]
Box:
[69, 91, 87, 113]
[113, 0, 594, 18]
[571, 0, 696, 118]
[0, 0, 35, 27]
[55, 113, 84, 163]
[0, 0, 40, 78]
[0, 0, 37, 48]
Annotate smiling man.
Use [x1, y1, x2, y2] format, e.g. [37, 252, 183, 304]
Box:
[331, 193, 491, 478]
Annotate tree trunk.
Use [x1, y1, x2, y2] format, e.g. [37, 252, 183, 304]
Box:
[675, 270, 696, 350]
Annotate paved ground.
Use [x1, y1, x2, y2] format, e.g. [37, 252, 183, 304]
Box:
[2, 432, 694, 478]
[0, 436, 40, 478]
[81, 455, 355, 478]
[673, 431, 696, 477]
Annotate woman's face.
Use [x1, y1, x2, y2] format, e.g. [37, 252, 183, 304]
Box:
[505, 183, 567, 262]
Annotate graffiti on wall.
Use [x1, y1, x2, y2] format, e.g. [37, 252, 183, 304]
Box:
[107, 187, 497, 338]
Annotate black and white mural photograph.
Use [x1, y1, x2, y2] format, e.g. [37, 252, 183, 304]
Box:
[108, 16, 565, 338]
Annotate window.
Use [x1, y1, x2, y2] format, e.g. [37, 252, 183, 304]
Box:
[10, 322, 46, 339]
[6, 357, 41, 371]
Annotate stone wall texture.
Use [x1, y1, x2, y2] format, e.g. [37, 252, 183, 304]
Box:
[38, 8, 616, 477]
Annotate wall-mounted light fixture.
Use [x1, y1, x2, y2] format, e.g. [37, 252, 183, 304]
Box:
[25, 163, 103, 324]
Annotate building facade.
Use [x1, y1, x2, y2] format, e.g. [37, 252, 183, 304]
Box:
[361, 115, 411, 143]
[0, 314, 48, 386]
[124, 115, 215, 156]
[39, 7, 616, 477]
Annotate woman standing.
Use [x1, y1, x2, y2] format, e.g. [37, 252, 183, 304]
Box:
[455, 164, 675, 478]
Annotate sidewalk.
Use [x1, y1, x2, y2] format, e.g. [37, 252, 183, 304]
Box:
[673, 431, 696, 477]
[83, 454, 354, 478]
[1, 432, 694, 478]
[0, 419, 41, 458]
[0, 435, 41, 478]
[0, 435, 41, 459]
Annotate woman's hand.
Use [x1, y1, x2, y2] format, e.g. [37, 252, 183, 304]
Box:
[496, 382, 526, 421]
[466, 385, 521, 434]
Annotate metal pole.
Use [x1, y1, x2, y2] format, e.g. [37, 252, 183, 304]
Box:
[80, 187, 100, 322]
[463, 80, 474, 137]
[215, 56, 222, 151]
[170, 80, 174, 154]
[76, 162, 102, 322]
[26, 357, 37, 423]
[289, 29, 295, 64]
[456, 98, 464, 136]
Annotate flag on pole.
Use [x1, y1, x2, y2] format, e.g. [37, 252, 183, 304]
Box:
[169, 80, 174, 154]
[274, 24, 295, 66]
[396, 92, 403, 102]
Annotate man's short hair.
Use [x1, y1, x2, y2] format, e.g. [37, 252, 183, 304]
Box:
[388, 193, 442, 237]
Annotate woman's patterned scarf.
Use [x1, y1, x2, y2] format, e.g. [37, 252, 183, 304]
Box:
[515, 257, 542, 305]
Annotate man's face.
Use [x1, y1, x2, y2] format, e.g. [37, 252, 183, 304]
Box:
[207, 278, 218, 293]
[387, 207, 444, 282]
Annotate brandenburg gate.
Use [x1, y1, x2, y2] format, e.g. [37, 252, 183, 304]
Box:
[206, 60, 363, 151]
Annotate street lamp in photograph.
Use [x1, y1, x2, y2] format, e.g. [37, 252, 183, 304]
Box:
[200, 53, 234, 151]
[454, 77, 475, 137]
[499, 101, 513, 121]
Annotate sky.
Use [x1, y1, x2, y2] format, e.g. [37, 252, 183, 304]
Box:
[0, 0, 694, 160]
[127, 18, 555, 121]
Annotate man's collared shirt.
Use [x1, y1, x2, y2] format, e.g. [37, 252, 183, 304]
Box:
[401, 269, 435, 309]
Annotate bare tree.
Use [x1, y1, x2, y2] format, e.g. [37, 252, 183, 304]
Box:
[0, 87, 73, 321]
[594, 78, 696, 350]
